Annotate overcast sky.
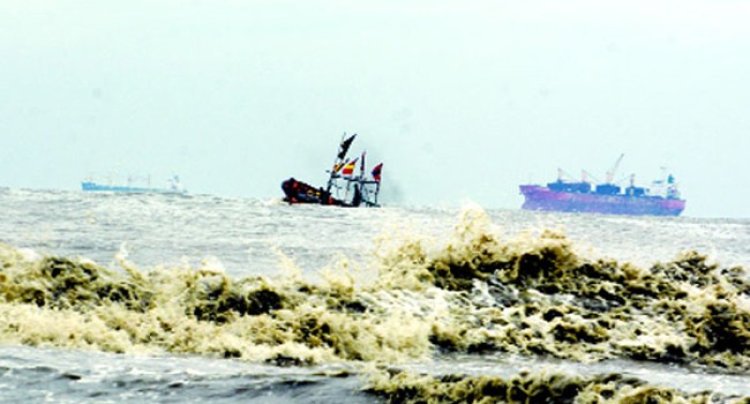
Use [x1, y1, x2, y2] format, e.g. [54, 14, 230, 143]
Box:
[1, 0, 749, 217]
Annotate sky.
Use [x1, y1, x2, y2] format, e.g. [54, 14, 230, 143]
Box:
[1, 0, 749, 217]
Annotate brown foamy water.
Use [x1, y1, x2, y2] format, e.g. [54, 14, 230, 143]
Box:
[0, 189, 748, 402]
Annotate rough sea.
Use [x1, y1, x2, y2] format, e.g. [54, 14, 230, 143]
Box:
[1, 188, 749, 403]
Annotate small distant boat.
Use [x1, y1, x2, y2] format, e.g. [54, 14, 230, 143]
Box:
[81, 175, 186, 195]
[281, 134, 383, 207]
[520, 155, 686, 216]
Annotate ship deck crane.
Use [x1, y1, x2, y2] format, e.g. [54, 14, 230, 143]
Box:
[581, 169, 601, 184]
[605, 153, 625, 184]
[557, 168, 577, 182]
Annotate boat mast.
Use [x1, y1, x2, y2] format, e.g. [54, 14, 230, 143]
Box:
[326, 133, 356, 193]
[326, 133, 344, 193]
[359, 151, 366, 203]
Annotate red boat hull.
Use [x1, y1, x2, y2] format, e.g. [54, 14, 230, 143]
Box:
[281, 178, 348, 206]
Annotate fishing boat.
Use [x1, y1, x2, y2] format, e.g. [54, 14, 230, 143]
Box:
[81, 175, 186, 195]
[519, 155, 686, 216]
[281, 134, 383, 207]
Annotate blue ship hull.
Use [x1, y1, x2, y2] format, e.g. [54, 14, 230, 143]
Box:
[81, 182, 186, 195]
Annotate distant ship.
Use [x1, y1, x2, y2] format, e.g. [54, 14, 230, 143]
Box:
[81, 175, 186, 195]
[520, 155, 686, 216]
[281, 134, 383, 207]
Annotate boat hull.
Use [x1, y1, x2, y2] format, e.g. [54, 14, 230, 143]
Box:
[281, 178, 348, 206]
[519, 185, 685, 216]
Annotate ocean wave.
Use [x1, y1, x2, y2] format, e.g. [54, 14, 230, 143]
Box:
[364, 369, 749, 404]
[0, 206, 748, 372]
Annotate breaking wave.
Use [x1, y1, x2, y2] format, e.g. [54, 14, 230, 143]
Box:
[1, 207, 749, 374]
[364, 369, 749, 403]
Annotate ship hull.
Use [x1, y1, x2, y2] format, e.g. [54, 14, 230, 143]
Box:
[281, 178, 348, 206]
[81, 182, 185, 195]
[281, 178, 378, 207]
[520, 185, 685, 216]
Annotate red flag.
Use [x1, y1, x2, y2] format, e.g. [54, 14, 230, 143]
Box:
[371, 163, 383, 182]
[342, 157, 358, 176]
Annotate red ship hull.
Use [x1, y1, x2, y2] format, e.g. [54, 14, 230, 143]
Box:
[520, 185, 686, 216]
[281, 178, 348, 206]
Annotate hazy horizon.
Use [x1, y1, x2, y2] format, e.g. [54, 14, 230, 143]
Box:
[2, 0, 749, 217]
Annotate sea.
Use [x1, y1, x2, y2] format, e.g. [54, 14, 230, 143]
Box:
[0, 188, 749, 403]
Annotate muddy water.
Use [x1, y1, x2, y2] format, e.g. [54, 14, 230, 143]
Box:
[1, 189, 748, 402]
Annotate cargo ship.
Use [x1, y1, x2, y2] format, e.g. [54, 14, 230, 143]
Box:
[519, 155, 686, 216]
[81, 175, 186, 195]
